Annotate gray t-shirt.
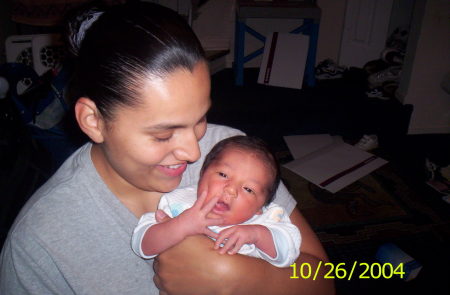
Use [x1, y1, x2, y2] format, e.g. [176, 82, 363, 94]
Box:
[0, 124, 296, 295]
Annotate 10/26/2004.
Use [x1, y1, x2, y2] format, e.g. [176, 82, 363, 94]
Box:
[289, 262, 406, 280]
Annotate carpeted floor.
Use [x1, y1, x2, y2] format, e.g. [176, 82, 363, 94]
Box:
[281, 164, 412, 231]
[276, 140, 448, 294]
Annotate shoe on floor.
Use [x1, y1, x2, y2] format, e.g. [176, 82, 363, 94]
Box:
[366, 88, 389, 100]
[425, 158, 439, 180]
[382, 81, 399, 97]
[368, 66, 401, 88]
[381, 48, 404, 65]
[316, 59, 347, 80]
[354, 134, 379, 151]
[363, 59, 389, 75]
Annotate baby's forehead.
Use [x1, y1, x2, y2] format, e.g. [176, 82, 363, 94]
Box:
[217, 147, 268, 165]
[216, 147, 275, 178]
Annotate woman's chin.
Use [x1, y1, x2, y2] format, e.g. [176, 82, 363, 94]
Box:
[140, 177, 182, 193]
[157, 182, 181, 193]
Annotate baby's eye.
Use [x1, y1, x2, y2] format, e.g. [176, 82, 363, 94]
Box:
[218, 172, 227, 178]
[243, 187, 254, 194]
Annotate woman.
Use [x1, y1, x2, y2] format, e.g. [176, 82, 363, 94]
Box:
[0, 2, 334, 294]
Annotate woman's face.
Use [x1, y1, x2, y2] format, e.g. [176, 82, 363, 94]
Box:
[198, 147, 272, 225]
[95, 61, 211, 194]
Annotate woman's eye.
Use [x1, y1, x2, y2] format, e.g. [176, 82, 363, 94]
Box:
[152, 132, 173, 142]
[218, 172, 227, 178]
[243, 187, 254, 194]
[154, 136, 172, 142]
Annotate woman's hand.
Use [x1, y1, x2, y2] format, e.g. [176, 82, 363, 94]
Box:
[153, 235, 240, 295]
[153, 207, 335, 295]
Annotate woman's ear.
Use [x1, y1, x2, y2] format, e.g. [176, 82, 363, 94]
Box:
[74, 97, 105, 143]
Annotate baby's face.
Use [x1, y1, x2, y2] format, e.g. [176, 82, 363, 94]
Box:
[198, 147, 272, 225]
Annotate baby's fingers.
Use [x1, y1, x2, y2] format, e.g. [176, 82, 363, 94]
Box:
[202, 194, 220, 213]
[214, 233, 228, 250]
[219, 236, 238, 254]
[204, 228, 219, 240]
[227, 239, 244, 255]
[193, 190, 208, 209]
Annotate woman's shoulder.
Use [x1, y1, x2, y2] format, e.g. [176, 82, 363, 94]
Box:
[8, 143, 98, 233]
[205, 123, 245, 136]
[200, 123, 245, 147]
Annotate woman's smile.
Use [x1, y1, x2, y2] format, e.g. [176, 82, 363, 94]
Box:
[157, 162, 187, 177]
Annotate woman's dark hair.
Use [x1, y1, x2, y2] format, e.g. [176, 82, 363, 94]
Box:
[66, 1, 206, 121]
[200, 136, 281, 205]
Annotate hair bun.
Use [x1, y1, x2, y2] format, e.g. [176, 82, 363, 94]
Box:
[66, 7, 104, 56]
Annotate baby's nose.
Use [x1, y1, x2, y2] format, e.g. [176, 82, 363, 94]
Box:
[224, 185, 237, 198]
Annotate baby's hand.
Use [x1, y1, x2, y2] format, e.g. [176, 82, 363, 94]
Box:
[214, 225, 266, 255]
[176, 191, 223, 239]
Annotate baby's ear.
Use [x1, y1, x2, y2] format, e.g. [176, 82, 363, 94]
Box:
[256, 208, 263, 215]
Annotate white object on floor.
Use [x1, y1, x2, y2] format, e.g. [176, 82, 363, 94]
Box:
[258, 32, 309, 89]
[354, 134, 379, 151]
[315, 59, 347, 80]
[284, 134, 338, 159]
[283, 134, 387, 193]
[376, 243, 422, 282]
[366, 88, 389, 100]
[425, 158, 438, 180]
[368, 66, 402, 88]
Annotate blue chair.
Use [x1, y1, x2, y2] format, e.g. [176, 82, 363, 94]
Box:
[0, 62, 79, 171]
[234, 1, 321, 87]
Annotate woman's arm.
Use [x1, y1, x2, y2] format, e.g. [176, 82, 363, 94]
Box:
[154, 207, 335, 295]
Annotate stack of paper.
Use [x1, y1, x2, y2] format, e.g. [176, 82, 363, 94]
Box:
[283, 134, 388, 193]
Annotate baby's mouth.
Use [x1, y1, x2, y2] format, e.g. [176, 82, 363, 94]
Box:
[212, 201, 230, 214]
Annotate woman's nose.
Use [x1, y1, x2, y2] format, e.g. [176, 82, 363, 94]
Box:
[173, 131, 201, 163]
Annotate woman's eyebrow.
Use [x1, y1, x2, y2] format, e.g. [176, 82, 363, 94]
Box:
[144, 123, 185, 131]
[144, 111, 209, 131]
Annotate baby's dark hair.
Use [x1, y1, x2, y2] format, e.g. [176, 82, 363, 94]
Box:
[200, 136, 281, 205]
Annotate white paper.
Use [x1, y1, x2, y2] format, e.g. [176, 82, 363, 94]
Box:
[283, 136, 388, 193]
[284, 134, 342, 159]
[258, 32, 309, 89]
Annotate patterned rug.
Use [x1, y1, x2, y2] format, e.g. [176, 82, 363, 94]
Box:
[281, 164, 413, 231]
